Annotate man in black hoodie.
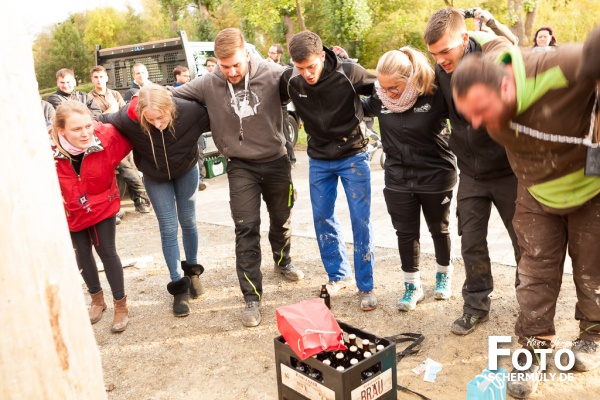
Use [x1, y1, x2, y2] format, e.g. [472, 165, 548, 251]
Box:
[424, 8, 521, 335]
[280, 31, 378, 311]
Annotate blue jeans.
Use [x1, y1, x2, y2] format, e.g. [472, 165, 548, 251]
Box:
[143, 166, 199, 281]
[309, 151, 375, 292]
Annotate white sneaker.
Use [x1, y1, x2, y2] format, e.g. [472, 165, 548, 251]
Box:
[325, 277, 355, 294]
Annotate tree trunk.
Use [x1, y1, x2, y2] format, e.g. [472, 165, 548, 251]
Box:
[197, 0, 210, 20]
[167, 3, 179, 35]
[295, 0, 306, 31]
[0, 6, 107, 400]
[283, 15, 296, 48]
[523, 5, 538, 46]
[508, 0, 526, 44]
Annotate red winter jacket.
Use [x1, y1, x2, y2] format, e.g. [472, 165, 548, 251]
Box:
[53, 121, 133, 232]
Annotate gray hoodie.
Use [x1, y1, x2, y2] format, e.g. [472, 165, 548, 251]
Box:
[169, 57, 287, 163]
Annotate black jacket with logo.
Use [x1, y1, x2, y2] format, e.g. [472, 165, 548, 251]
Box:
[362, 87, 456, 193]
[437, 37, 514, 180]
[280, 47, 376, 160]
[99, 97, 210, 182]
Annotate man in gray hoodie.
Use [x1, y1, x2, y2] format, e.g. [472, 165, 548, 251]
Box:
[169, 28, 303, 327]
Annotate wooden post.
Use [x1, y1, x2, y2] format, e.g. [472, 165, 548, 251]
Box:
[0, 8, 107, 400]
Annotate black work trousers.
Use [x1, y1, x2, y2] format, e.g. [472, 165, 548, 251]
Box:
[457, 173, 520, 317]
[70, 216, 125, 300]
[227, 155, 294, 302]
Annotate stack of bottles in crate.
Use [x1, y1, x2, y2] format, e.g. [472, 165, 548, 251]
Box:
[275, 320, 397, 400]
[288, 332, 387, 382]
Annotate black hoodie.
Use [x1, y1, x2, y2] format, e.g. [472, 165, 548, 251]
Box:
[280, 47, 376, 160]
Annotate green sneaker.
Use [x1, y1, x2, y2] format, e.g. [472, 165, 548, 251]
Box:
[433, 272, 452, 300]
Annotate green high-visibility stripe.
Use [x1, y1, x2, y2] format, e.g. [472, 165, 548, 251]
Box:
[244, 272, 261, 301]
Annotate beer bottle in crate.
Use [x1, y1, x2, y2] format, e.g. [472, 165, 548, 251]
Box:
[361, 339, 371, 352]
[292, 358, 308, 374]
[307, 365, 323, 381]
[334, 352, 347, 369]
[348, 345, 363, 361]
[347, 333, 357, 347]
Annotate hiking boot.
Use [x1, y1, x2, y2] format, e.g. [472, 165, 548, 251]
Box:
[111, 296, 129, 333]
[89, 290, 107, 324]
[274, 263, 304, 281]
[451, 313, 489, 335]
[507, 353, 542, 399]
[433, 272, 452, 300]
[134, 198, 151, 213]
[198, 180, 208, 191]
[572, 338, 600, 372]
[397, 283, 424, 312]
[360, 291, 377, 311]
[325, 277, 355, 294]
[241, 301, 261, 327]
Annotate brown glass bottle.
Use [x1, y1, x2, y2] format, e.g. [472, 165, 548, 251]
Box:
[320, 284, 331, 309]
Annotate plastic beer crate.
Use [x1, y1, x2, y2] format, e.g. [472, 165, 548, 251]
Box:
[274, 321, 397, 400]
[204, 155, 227, 178]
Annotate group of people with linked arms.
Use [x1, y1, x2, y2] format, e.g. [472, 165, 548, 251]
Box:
[46, 6, 599, 398]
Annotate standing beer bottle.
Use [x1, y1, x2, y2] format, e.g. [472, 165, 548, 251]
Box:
[320, 284, 331, 309]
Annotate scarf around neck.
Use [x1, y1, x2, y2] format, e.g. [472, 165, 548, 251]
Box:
[58, 133, 86, 155]
[376, 73, 420, 113]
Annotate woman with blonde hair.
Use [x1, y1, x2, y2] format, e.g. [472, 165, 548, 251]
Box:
[100, 84, 211, 317]
[362, 47, 457, 311]
[51, 100, 133, 332]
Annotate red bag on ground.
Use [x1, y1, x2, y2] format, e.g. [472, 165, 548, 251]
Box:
[276, 298, 347, 360]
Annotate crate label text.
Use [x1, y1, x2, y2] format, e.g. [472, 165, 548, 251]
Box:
[351, 368, 393, 400]
[281, 363, 335, 400]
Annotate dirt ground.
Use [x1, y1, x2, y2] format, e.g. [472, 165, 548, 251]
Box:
[90, 202, 600, 400]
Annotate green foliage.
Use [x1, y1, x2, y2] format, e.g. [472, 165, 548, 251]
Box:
[523, 0, 537, 13]
[535, 0, 599, 44]
[84, 8, 127, 49]
[47, 18, 93, 85]
[33, 0, 599, 93]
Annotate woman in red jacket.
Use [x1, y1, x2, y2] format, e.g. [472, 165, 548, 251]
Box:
[51, 101, 133, 333]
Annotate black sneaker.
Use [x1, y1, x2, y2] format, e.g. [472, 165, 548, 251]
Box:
[507, 355, 542, 399]
[572, 338, 600, 372]
[451, 313, 489, 335]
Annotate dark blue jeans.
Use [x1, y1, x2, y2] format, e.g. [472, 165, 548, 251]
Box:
[309, 151, 375, 292]
[143, 165, 199, 281]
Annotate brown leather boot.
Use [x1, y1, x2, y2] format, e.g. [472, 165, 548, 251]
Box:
[111, 295, 129, 333]
[89, 290, 107, 324]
